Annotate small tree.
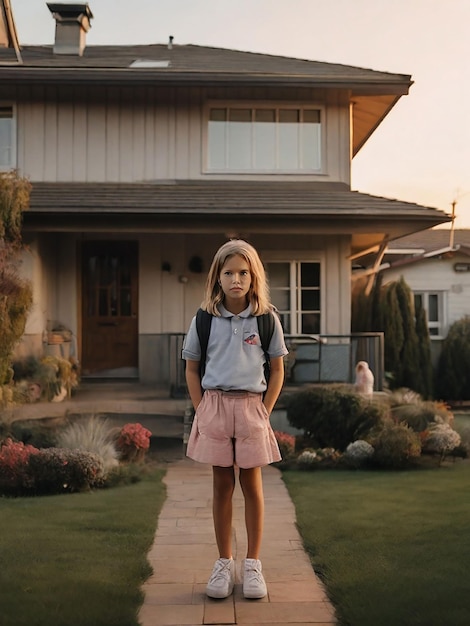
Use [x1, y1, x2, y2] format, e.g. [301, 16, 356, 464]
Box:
[0, 172, 32, 387]
[415, 298, 433, 398]
[436, 316, 470, 401]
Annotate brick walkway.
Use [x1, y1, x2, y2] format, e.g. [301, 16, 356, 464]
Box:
[139, 459, 337, 626]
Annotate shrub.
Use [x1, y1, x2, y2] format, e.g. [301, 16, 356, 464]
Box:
[10, 420, 58, 449]
[297, 450, 318, 470]
[421, 421, 461, 463]
[344, 440, 375, 468]
[27, 447, 105, 494]
[392, 402, 439, 433]
[286, 385, 385, 451]
[274, 430, 296, 459]
[370, 420, 422, 469]
[116, 422, 152, 463]
[57, 415, 119, 472]
[295, 447, 340, 470]
[0, 438, 39, 493]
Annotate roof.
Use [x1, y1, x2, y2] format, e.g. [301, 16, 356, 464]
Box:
[0, 42, 408, 80]
[0, 43, 411, 91]
[387, 228, 470, 253]
[25, 181, 450, 243]
[0, 40, 411, 155]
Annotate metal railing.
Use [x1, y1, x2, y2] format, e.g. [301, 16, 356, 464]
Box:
[167, 331, 384, 397]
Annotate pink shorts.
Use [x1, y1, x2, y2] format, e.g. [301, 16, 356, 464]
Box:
[186, 389, 281, 469]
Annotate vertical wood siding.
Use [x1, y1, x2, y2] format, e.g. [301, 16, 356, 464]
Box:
[16, 85, 350, 184]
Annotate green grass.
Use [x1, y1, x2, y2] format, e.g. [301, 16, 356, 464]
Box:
[0, 467, 166, 626]
[283, 461, 470, 626]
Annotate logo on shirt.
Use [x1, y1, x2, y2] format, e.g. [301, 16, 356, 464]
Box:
[244, 333, 259, 345]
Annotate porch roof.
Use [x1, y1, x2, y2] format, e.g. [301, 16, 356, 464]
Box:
[26, 181, 451, 253]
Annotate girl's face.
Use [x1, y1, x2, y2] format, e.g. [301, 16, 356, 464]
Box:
[219, 254, 252, 309]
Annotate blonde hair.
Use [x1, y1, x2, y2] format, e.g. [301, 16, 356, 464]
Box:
[201, 240, 271, 316]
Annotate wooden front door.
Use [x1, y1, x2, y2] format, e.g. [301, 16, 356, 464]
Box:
[81, 241, 138, 375]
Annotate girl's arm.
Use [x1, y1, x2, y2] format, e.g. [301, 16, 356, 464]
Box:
[185, 359, 204, 410]
[262, 356, 285, 415]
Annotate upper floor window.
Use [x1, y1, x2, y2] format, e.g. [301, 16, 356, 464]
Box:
[0, 106, 15, 170]
[267, 260, 321, 334]
[207, 105, 322, 173]
[414, 291, 444, 337]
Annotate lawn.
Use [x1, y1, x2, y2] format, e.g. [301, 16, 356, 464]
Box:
[0, 467, 166, 626]
[283, 459, 470, 626]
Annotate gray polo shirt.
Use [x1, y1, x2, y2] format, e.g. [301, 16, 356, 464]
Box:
[182, 304, 288, 393]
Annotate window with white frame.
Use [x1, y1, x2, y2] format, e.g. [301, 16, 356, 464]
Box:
[0, 105, 15, 170]
[414, 292, 444, 337]
[267, 260, 321, 334]
[207, 105, 322, 172]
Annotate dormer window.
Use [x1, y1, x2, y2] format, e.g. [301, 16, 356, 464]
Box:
[207, 104, 322, 173]
[0, 105, 15, 170]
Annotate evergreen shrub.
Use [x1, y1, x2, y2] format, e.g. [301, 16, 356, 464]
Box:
[285, 385, 386, 451]
[436, 315, 470, 401]
[370, 420, 421, 469]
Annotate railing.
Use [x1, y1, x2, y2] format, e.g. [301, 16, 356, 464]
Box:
[167, 331, 384, 397]
[284, 333, 384, 391]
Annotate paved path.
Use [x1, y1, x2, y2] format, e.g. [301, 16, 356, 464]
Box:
[139, 459, 337, 626]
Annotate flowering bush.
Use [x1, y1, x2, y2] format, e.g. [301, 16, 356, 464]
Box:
[344, 440, 374, 467]
[274, 430, 296, 459]
[0, 438, 39, 492]
[116, 423, 152, 462]
[297, 450, 318, 469]
[27, 447, 105, 494]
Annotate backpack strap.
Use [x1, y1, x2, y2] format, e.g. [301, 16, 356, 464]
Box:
[257, 310, 276, 385]
[257, 310, 275, 355]
[195, 308, 212, 378]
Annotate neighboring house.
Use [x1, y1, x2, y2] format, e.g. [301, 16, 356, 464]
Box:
[0, 2, 450, 390]
[363, 228, 470, 363]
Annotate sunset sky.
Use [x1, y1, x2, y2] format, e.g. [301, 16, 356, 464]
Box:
[11, 0, 470, 227]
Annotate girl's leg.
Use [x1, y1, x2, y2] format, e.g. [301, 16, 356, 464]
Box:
[239, 467, 264, 559]
[212, 466, 236, 558]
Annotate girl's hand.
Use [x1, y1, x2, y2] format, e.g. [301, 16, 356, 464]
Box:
[185, 359, 203, 410]
[262, 356, 284, 415]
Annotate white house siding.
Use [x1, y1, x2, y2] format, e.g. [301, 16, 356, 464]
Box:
[13, 85, 351, 185]
[382, 253, 470, 344]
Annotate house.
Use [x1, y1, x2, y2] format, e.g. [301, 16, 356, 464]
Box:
[0, 1, 450, 391]
[362, 228, 470, 363]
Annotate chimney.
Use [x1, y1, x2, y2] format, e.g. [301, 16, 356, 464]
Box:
[47, 3, 93, 56]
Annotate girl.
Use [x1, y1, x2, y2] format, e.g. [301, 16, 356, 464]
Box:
[182, 239, 288, 600]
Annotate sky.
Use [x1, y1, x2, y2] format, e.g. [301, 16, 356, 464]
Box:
[10, 0, 470, 228]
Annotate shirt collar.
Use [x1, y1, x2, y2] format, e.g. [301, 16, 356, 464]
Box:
[219, 303, 252, 318]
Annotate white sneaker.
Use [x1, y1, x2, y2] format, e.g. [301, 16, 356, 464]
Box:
[243, 558, 267, 599]
[206, 557, 235, 599]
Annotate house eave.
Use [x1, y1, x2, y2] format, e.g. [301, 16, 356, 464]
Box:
[0, 67, 412, 92]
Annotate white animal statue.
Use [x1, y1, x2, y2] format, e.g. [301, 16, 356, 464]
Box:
[355, 361, 374, 395]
